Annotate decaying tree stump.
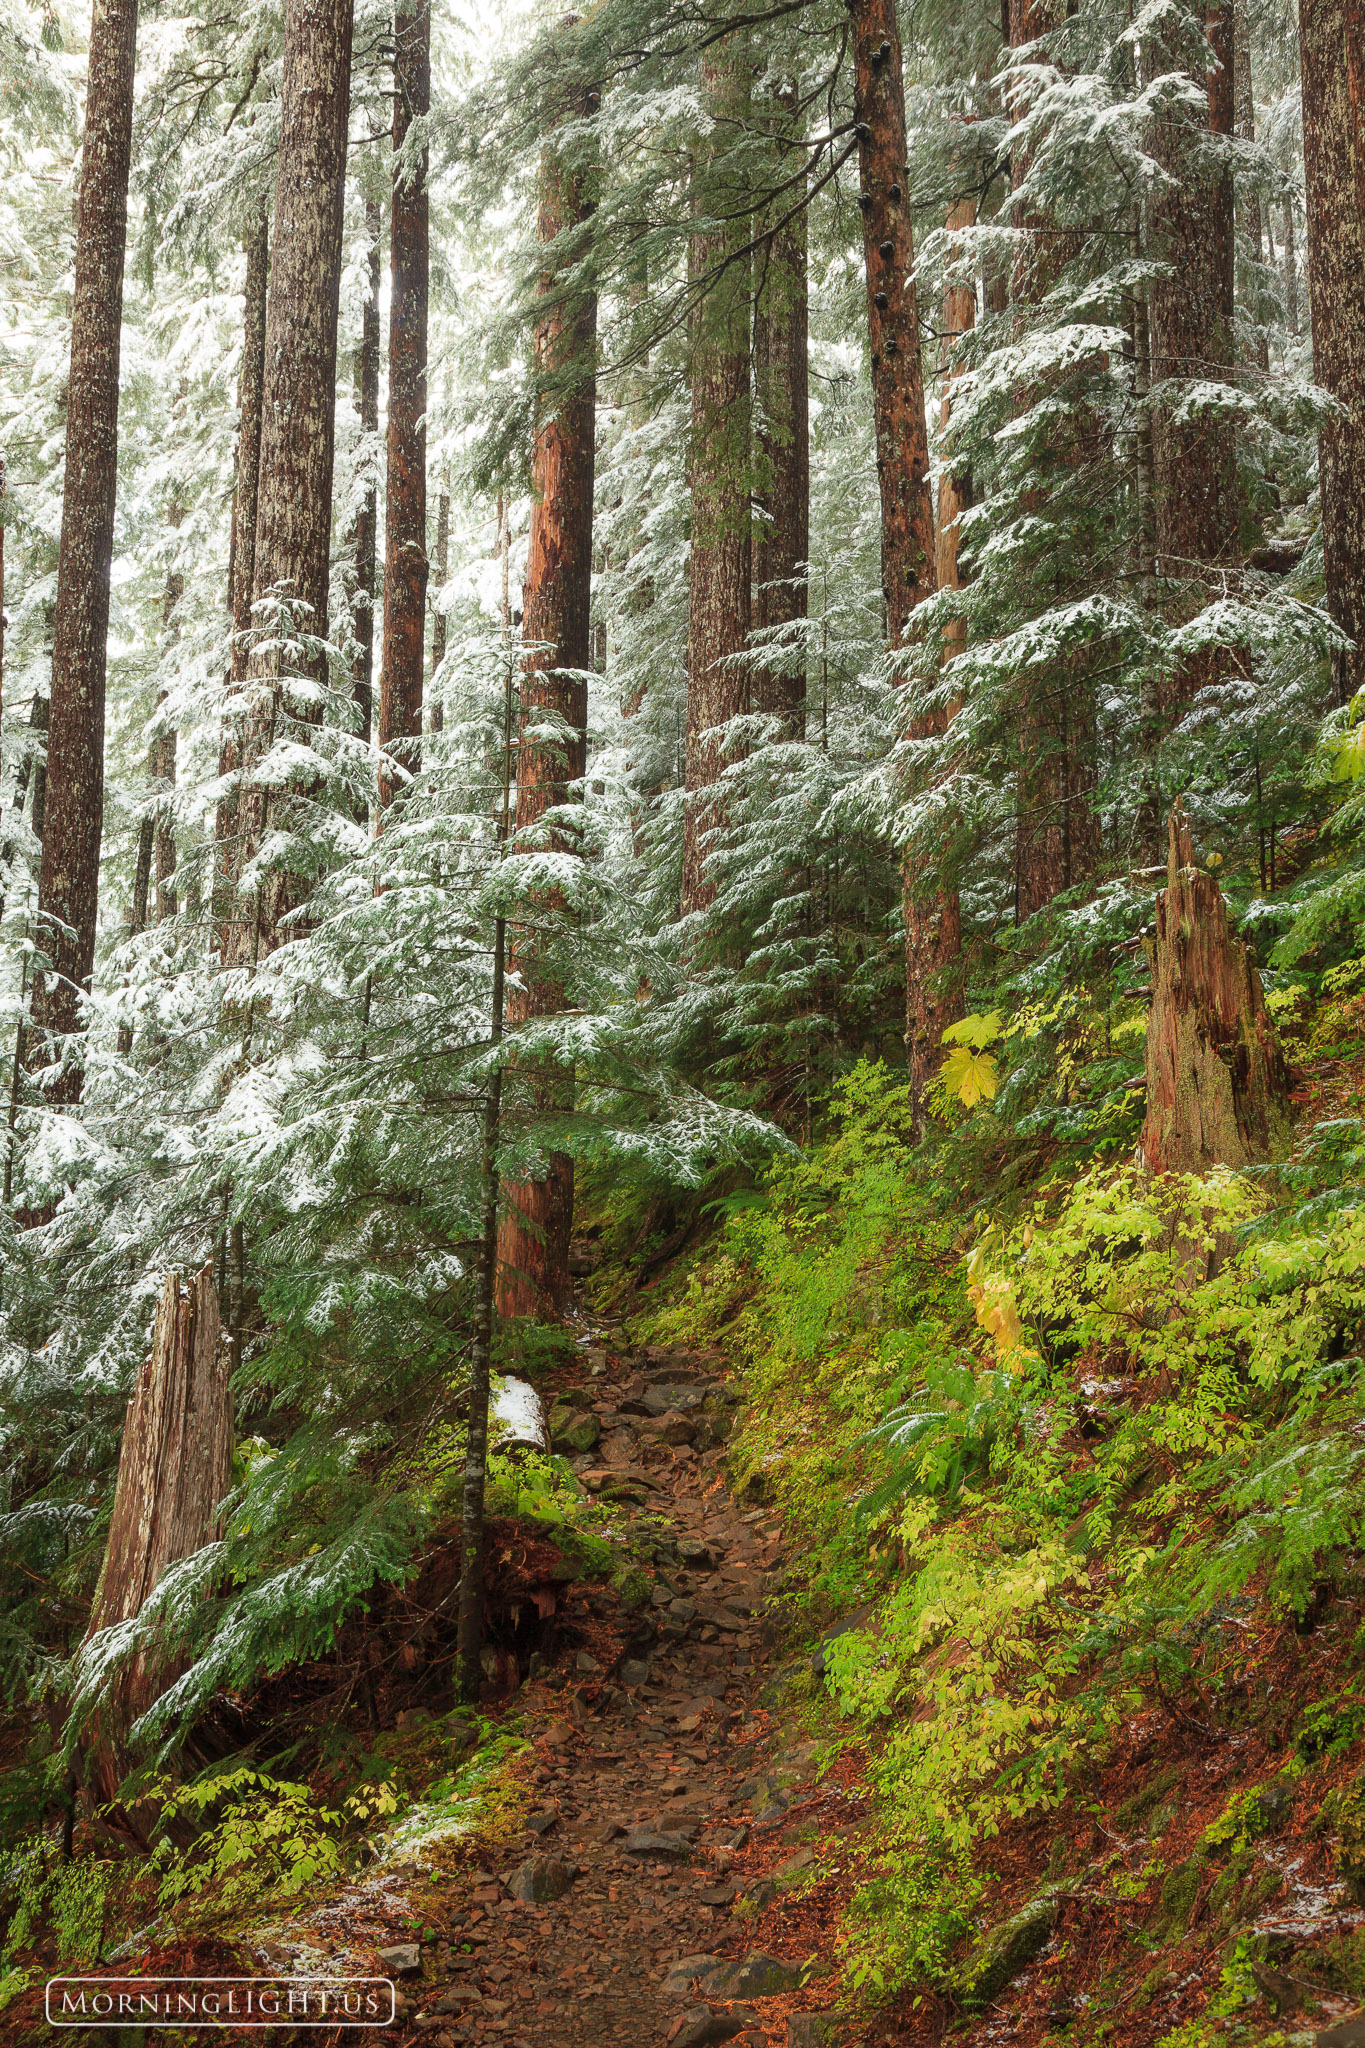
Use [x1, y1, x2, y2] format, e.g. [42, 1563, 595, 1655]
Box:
[1141, 806, 1292, 1175]
[81, 1263, 233, 1818]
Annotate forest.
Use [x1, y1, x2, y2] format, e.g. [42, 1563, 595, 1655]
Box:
[3, 0, 1365, 2042]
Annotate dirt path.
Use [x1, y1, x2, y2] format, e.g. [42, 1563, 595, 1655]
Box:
[398, 1342, 846, 2048]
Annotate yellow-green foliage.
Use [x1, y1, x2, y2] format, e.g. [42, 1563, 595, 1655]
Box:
[2, 1851, 126, 1967]
[704, 1061, 1365, 1999]
[151, 1768, 348, 1917]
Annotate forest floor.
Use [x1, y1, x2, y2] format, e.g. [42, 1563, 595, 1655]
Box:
[356, 1336, 856, 2048]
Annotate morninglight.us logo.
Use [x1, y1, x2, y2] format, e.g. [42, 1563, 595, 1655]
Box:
[45, 1977, 397, 2027]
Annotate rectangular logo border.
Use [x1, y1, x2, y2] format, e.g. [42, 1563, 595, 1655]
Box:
[44, 1974, 397, 2028]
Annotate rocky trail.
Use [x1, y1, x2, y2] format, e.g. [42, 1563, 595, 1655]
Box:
[385, 1338, 856, 2048]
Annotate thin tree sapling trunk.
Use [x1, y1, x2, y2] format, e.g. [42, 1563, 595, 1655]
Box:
[353, 199, 381, 748]
[217, 213, 269, 939]
[457, 666, 513, 1704]
[377, 0, 430, 809]
[34, 0, 140, 1101]
[430, 477, 449, 732]
[495, 43, 598, 1321]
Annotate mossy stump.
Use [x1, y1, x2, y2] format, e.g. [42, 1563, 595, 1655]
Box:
[1141, 805, 1292, 1175]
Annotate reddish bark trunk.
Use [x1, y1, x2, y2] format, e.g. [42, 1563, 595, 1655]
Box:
[377, 0, 430, 808]
[1233, 0, 1269, 374]
[224, 0, 355, 968]
[1301, 0, 1365, 711]
[1147, 0, 1239, 710]
[34, 0, 139, 1100]
[753, 88, 808, 740]
[1141, 806, 1291, 1175]
[496, 56, 597, 1322]
[682, 38, 751, 917]
[353, 201, 380, 746]
[852, 0, 936, 643]
[850, 0, 953, 1106]
[1008, 0, 1101, 922]
[81, 1265, 232, 1825]
[904, 194, 976, 1109]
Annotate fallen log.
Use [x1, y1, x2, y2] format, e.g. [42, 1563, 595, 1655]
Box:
[80, 1263, 233, 1824]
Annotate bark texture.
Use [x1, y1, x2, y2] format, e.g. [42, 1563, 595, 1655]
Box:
[682, 38, 752, 916]
[352, 201, 380, 745]
[34, 0, 140, 1098]
[81, 1265, 232, 1821]
[495, 56, 597, 1322]
[752, 88, 808, 739]
[1301, 0, 1365, 710]
[852, 0, 936, 644]
[1233, 0, 1269, 373]
[1008, 0, 1101, 921]
[1147, 0, 1239, 709]
[376, 0, 430, 808]
[224, 0, 355, 968]
[1141, 806, 1291, 1176]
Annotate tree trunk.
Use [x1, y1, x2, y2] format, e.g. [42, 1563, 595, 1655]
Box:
[217, 215, 269, 941]
[682, 37, 751, 917]
[353, 199, 381, 747]
[33, 0, 139, 1102]
[852, 0, 936, 643]
[229, 215, 269, 687]
[1283, 196, 1300, 334]
[1147, 0, 1239, 711]
[80, 1264, 233, 1823]
[458, 678, 512, 1705]
[903, 192, 976, 1111]
[752, 85, 808, 740]
[153, 506, 184, 924]
[1008, 0, 1101, 922]
[224, 0, 355, 969]
[376, 0, 429, 809]
[495, 51, 597, 1322]
[1300, 0, 1365, 711]
[1140, 804, 1292, 1175]
[851, 0, 953, 1103]
[1233, 0, 1270, 373]
[430, 477, 449, 732]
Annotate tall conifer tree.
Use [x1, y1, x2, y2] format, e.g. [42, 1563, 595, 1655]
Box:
[496, 45, 598, 1320]
[682, 38, 752, 917]
[1300, 0, 1365, 710]
[224, 0, 356, 967]
[377, 0, 430, 808]
[34, 0, 140, 1097]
